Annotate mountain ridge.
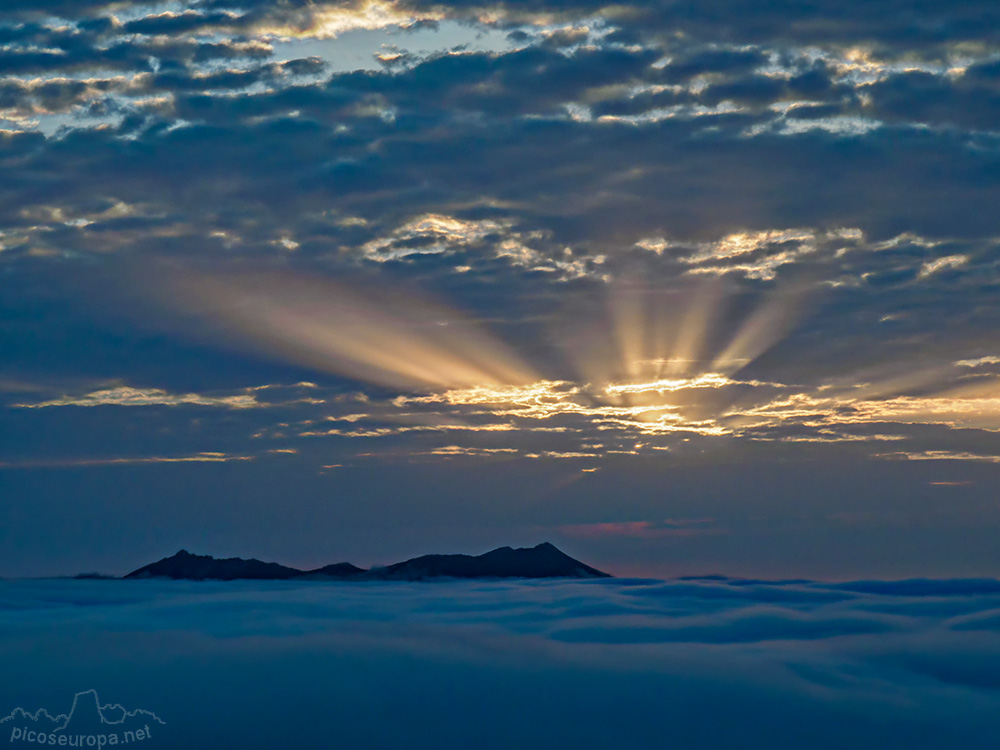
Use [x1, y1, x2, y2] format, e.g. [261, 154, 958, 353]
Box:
[123, 543, 610, 581]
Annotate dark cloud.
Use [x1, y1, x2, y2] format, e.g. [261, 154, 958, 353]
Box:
[865, 70, 1000, 130]
[121, 10, 244, 36]
[660, 47, 769, 79]
[698, 67, 845, 107]
[399, 0, 1000, 52]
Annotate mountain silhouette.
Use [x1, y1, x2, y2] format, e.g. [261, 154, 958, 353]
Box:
[124, 549, 302, 580]
[299, 562, 367, 579]
[370, 542, 610, 580]
[123, 543, 610, 581]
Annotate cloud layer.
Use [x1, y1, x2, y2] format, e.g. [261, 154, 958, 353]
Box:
[2, 577, 1000, 748]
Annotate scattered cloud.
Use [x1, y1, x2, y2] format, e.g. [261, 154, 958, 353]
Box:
[14, 386, 261, 409]
[0, 452, 254, 468]
[918, 254, 969, 278]
[874, 450, 1000, 463]
[955, 356, 1000, 369]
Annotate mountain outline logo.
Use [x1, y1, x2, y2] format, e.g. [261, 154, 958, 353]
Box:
[2, 689, 164, 746]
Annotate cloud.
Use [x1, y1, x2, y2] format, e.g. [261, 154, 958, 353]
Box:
[14, 385, 261, 409]
[422, 445, 520, 456]
[918, 254, 968, 278]
[1, 577, 999, 748]
[955, 356, 1000, 368]
[0, 452, 255, 468]
[874, 450, 1000, 463]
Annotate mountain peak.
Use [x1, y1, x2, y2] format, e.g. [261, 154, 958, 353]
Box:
[124, 550, 302, 581]
[122, 543, 610, 581]
[375, 542, 610, 581]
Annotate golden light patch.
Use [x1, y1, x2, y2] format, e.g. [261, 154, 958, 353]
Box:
[255, 2, 438, 39]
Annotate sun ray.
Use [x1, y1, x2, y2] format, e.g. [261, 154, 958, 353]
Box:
[711, 284, 810, 376]
[152, 267, 538, 392]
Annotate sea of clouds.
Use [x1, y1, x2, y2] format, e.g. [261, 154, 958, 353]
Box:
[2, 576, 1000, 748]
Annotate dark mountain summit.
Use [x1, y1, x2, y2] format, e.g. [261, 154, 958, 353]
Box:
[123, 543, 610, 581]
[299, 561, 367, 579]
[124, 549, 302, 581]
[374, 542, 610, 580]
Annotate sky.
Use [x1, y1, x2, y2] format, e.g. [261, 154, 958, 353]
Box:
[2, 0, 1000, 578]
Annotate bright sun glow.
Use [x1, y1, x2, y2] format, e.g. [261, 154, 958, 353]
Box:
[256, 1, 438, 39]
